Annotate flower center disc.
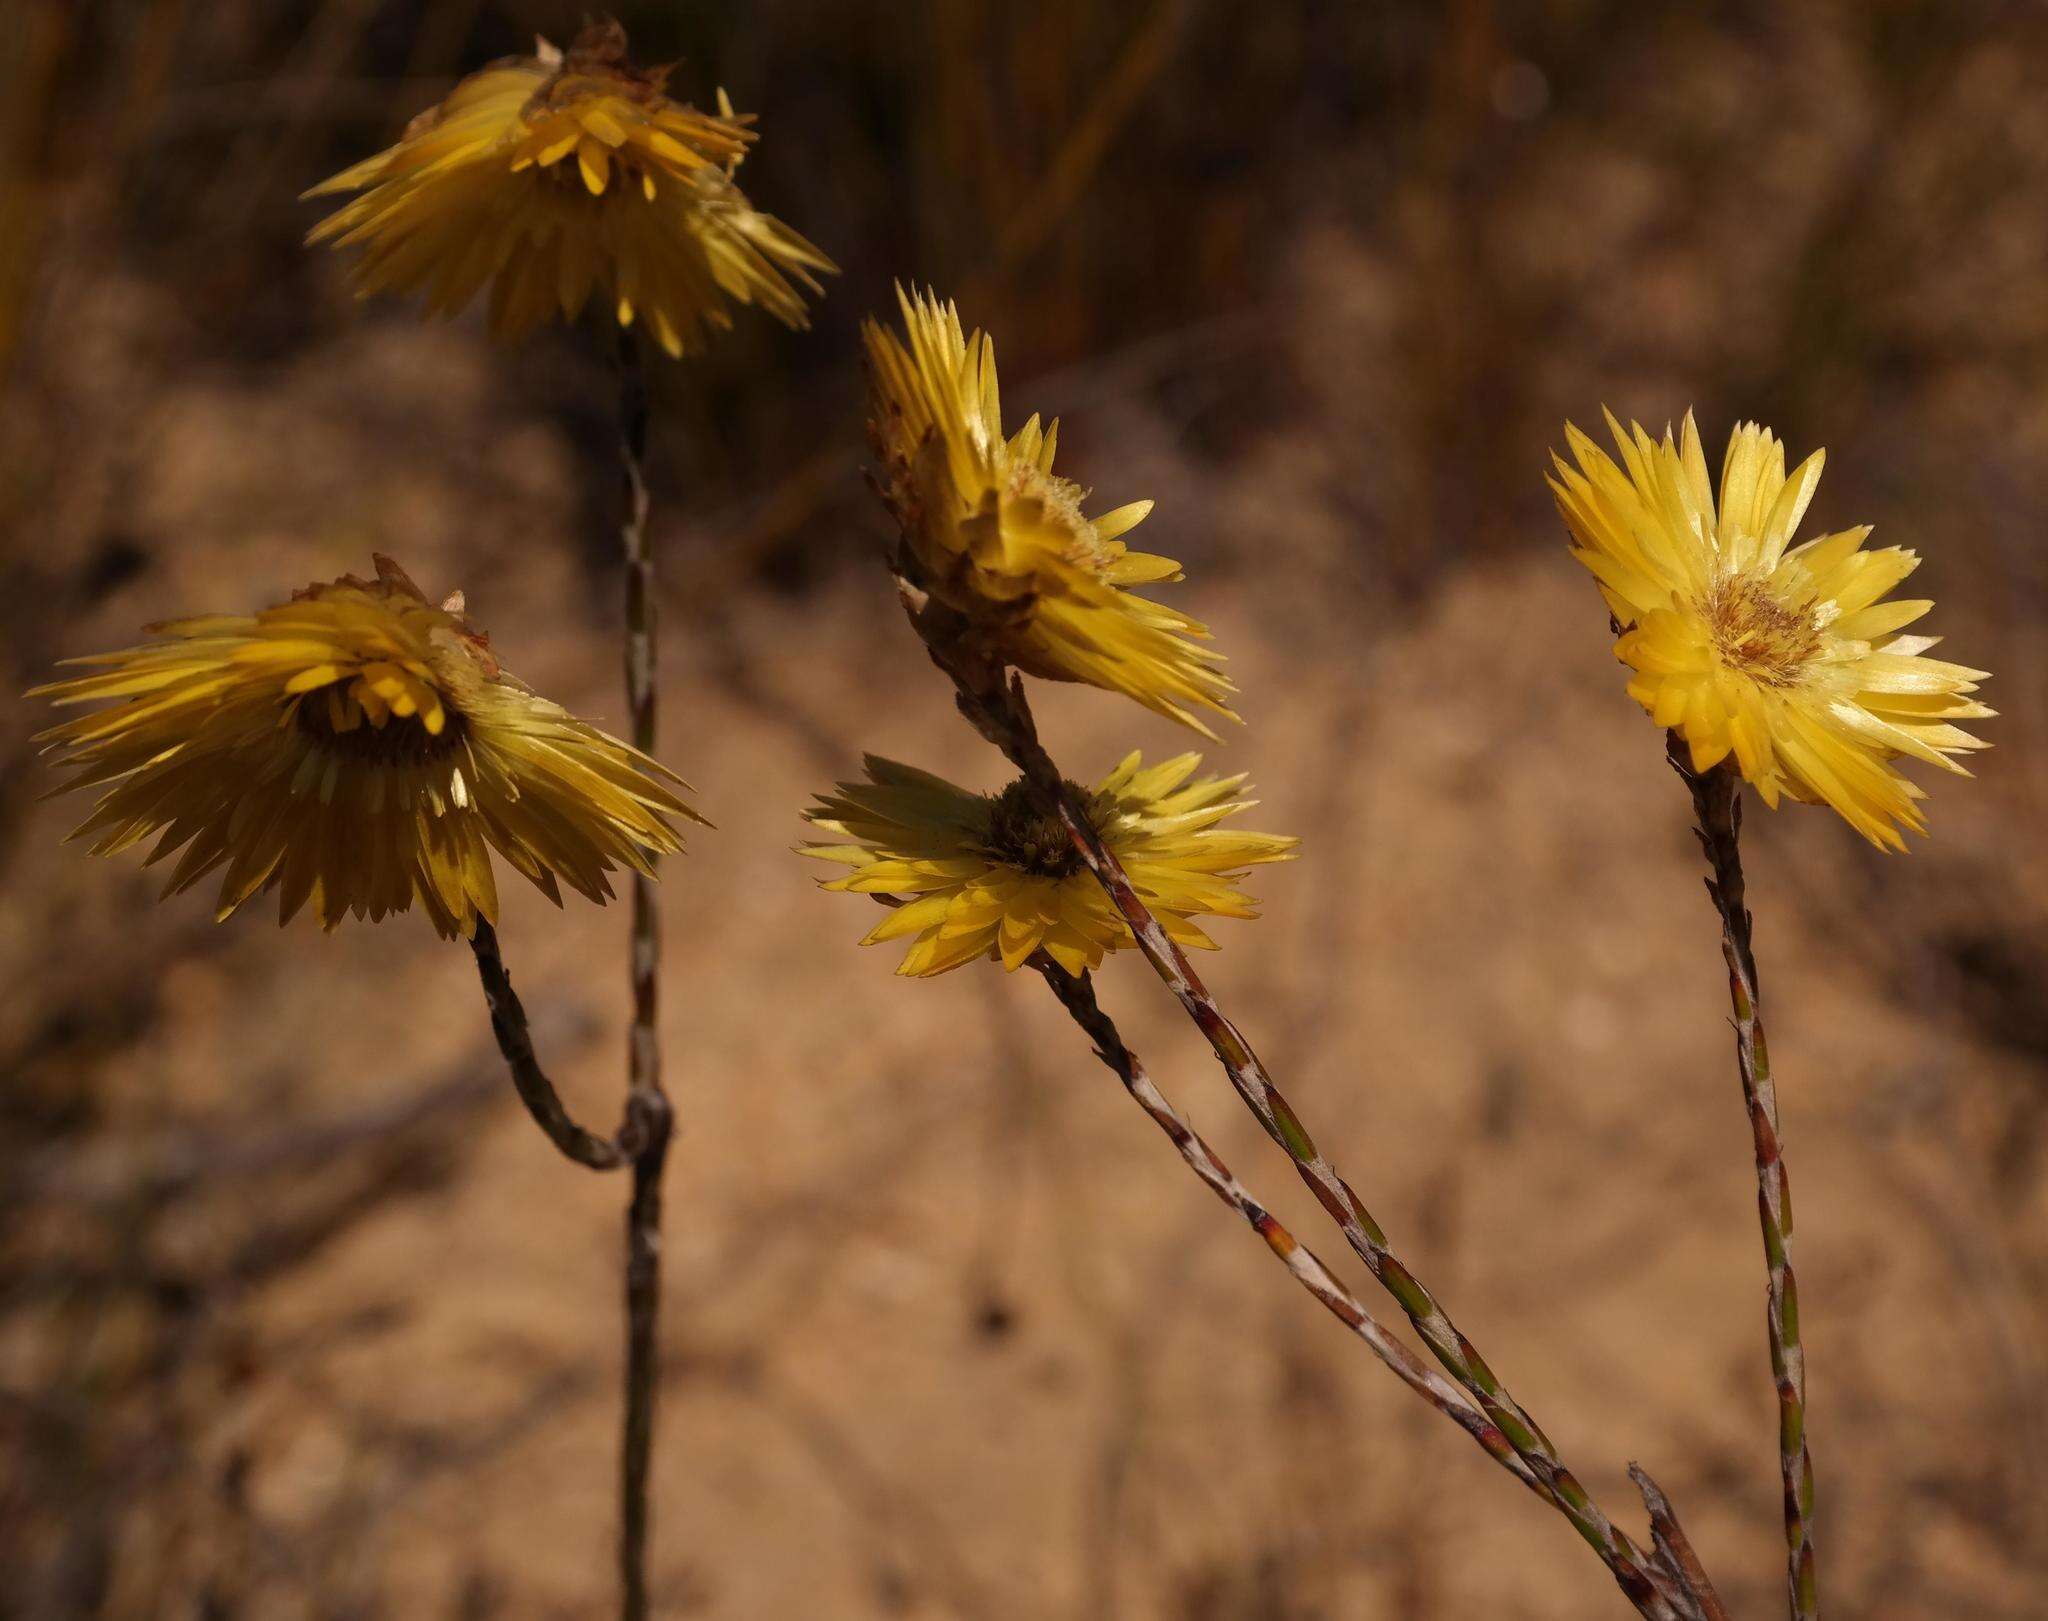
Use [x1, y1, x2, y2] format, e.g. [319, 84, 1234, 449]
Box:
[1701, 573, 1822, 688]
[296, 687, 465, 765]
[984, 779, 1087, 878]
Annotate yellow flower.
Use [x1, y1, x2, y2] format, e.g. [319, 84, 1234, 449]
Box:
[801, 752, 1296, 976]
[33, 556, 703, 938]
[305, 20, 834, 358]
[1551, 411, 1991, 848]
[864, 286, 1236, 734]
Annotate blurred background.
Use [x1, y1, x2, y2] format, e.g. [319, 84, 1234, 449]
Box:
[4, 1, 2046, 1615]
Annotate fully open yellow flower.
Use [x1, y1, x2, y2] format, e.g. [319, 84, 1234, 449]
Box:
[801, 752, 1296, 976]
[305, 20, 834, 357]
[864, 287, 1236, 734]
[1551, 411, 1991, 848]
[33, 556, 702, 938]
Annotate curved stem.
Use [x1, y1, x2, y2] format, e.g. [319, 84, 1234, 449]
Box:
[930, 652, 1691, 1620]
[468, 917, 631, 1171]
[1674, 744, 1817, 1621]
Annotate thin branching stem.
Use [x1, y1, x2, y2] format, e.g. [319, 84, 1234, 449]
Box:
[616, 325, 672, 1621]
[467, 905, 669, 1615]
[919, 633, 1696, 1621]
[466, 331, 675, 1617]
[1673, 742, 1817, 1621]
[1034, 955, 1556, 1500]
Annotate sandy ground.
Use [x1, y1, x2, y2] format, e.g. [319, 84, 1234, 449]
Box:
[3, 302, 2045, 1619]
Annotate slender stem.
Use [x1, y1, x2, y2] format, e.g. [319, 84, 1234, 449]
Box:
[1674, 744, 1817, 1621]
[929, 651, 1691, 1620]
[620, 1084, 670, 1621]
[1035, 956, 1555, 1502]
[468, 917, 630, 1171]
[616, 326, 671, 1621]
[619, 327, 661, 1101]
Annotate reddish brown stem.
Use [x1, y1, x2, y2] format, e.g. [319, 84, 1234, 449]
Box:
[1631, 1464, 1734, 1621]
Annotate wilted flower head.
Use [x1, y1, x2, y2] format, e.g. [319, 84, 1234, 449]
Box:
[801, 752, 1296, 976]
[33, 556, 703, 938]
[1551, 411, 1991, 849]
[864, 286, 1236, 734]
[305, 19, 834, 357]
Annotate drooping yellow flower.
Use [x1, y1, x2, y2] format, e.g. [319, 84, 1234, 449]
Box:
[305, 20, 834, 358]
[864, 287, 1236, 734]
[33, 556, 703, 938]
[1551, 411, 1991, 848]
[801, 752, 1296, 976]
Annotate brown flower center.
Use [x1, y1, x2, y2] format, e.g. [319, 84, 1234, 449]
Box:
[1699, 573, 1822, 688]
[295, 687, 466, 766]
[983, 778, 1087, 879]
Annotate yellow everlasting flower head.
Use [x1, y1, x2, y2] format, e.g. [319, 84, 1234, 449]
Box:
[305, 19, 835, 358]
[33, 556, 704, 938]
[864, 286, 1237, 734]
[1551, 411, 1991, 849]
[801, 752, 1296, 976]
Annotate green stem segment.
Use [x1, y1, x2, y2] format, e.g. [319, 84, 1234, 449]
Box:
[617, 327, 671, 1621]
[931, 652, 1696, 1621]
[1676, 746, 1817, 1621]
